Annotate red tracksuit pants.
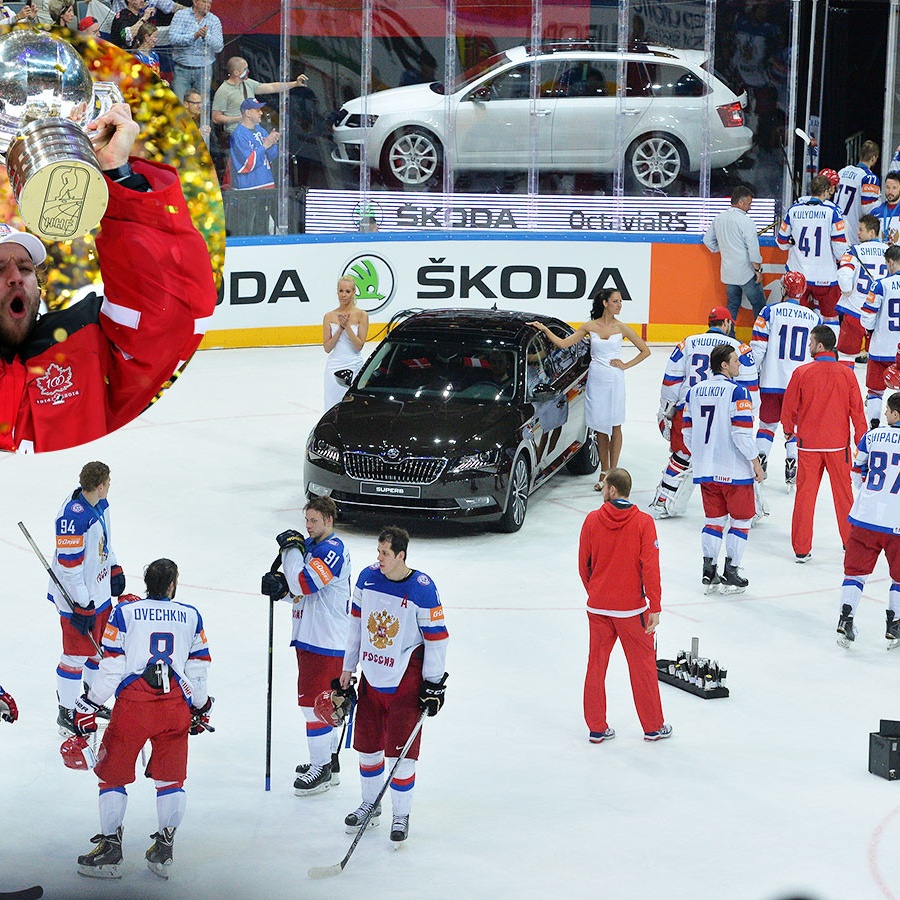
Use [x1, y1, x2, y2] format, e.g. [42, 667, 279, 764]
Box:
[791, 448, 853, 556]
[583, 611, 663, 734]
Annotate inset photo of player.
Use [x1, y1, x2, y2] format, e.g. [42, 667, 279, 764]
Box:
[0, 24, 223, 452]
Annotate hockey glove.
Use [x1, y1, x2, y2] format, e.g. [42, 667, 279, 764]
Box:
[330, 676, 357, 721]
[189, 696, 215, 735]
[0, 686, 18, 723]
[656, 402, 674, 442]
[275, 529, 306, 552]
[110, 565, 126, 597]
[74, 695, 101, 735]
[418, 673, 449, 717]
[70, 602, 96, 636]
[261, 571, 289, 600]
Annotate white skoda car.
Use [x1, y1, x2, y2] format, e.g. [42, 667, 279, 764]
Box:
[331, 43, 753, 191]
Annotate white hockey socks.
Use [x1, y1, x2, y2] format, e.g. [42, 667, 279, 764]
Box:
[724, 519, 753, 567]
[756, 422, 777, 457]
[98, 785, 128, 835]
[866, 392, 883, 424]
[839, 576, 866, 616]
[701, 516, 727, 560]
[57, 654, 87, 710]
[154, 782, 186, 831]
[890, 583, 900, 616]
[358, 751, 385, 805]
[388, 757, 416, 817]
[302, 706, 333, 767]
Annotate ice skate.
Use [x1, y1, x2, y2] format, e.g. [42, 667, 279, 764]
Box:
[870, 418, 881, 430]
[644, 724, 673, 742]
[344, 801, 381, 833]
[57, 705, 76, 737]
[837, 604, 857, 648]
[753, 482, 769, 522]
[784, 458, 797, 488]
[757, 452, 768, 476]
[76, 827, 123, 879]
[145, 827, 175, 879]
[390, 815, 410, 848]
[886, 611, 900, 650]
[720, 559, 748, 594]
[702, 557, 721, 594]
[296, 752, 340, 786]
[293, 762, 332, 796]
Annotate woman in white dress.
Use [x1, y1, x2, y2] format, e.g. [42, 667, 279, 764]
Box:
[322, 276, 369, 411]
[529, 289, 650, 488]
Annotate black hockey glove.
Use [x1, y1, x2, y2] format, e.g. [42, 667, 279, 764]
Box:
[330, 677, 357, 722]
[70, 602, 96, 636]
[110, 565, 126, 597]
[275, 529, 306, 552]
[418, 672, 449, 717]
[261, 571, 289, 600]
[189, 696, 215, 735]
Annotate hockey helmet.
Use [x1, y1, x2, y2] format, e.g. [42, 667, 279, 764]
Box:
[782, 270, 808, 299]
[313, 682, 356, 727]
[819, 168, 840, 187]
[885, 344, 900, 390]
[60, 734, 96, 771]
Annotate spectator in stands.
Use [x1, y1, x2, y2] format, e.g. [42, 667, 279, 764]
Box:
[230, 98, 279, 192]
[184, 88, 211, 143]
[49, 0, 75, 27]
[169, 0, 224, 103]
[78, 15, 101, 37]
[110, 0, 153, 48]
[212, 57, 308, 138]
[0, 3, 37, 24]
[133, 23, 161, 74]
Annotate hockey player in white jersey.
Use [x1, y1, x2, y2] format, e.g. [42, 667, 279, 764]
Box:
[777, 174, 847, 335]
[836, 214, 888, 364]
[860, 244, 900, 427]
[71, 558, 212, 879]
[683, 344, 765, 593]
[752, 271, 822, 485]
[261, 495, 351, 796]
[835, 140, 881, 247]
[871, 171, 900, 246]
[836, 392, 900, 648]
[650, 306, 758, 518]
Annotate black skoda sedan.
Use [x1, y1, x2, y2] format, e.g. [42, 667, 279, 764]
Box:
[304, 308, 599, 532]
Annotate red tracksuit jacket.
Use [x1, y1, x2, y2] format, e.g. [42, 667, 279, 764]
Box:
[0, 158, 217, 451]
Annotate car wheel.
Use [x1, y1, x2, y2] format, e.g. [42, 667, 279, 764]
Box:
[626, 133, 687, 190]
[382, 127, 443, 188]
[495, 454, 530, 533]
[566, 429, 600, 476]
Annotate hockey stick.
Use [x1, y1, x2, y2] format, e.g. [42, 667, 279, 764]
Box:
[265, 552, 280, 792]
[308, 709, 428, 879]
[0, 888, 43, 899]
[18, 521, 103, 658]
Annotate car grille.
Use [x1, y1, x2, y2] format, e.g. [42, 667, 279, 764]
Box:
[344, 452, 447, 484]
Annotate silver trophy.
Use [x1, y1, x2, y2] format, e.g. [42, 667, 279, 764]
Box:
[0, 29, 124, 241]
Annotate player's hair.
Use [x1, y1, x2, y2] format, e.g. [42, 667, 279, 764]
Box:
[304, 495, 338, 522]
[226, 56, 247, 76]
[590, 288, 620, 320]
[731, 185, 754, 205]
[810, 324, 836, 351]
[79, 461, 110, 492]
[885, 244, 900, 265]
[885, 171, 900, 185]
[710, 343, 736, 375]
[809, 174, 831, 197]
[144, 558, 178, 598]
[604, 467, 632, 498]
[859, 214, 881, 236]
[378, 525, 409, 558]
[860, 140, 879, 163]
[887, 392, 900, 416]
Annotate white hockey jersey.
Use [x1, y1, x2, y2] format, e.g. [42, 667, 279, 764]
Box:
[835, 163, 880, 245]
[751, 301, 822, 392]
[280, 533, 351, 657]
[89, 594, 211, 708]
[47, 489, 116, 615]
[345, 564, 449, 693]
[661, 329, 758, 410]
[849, 423, 900, 535]
[861, 272, 900, 361]
[871, 199, 900, 246]
[683, 375, 758, 485]
[837, 239, 889, 317]
[776, 198, 846, 284]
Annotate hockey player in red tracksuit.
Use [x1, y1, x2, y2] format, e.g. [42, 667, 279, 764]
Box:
[579, 468, 671, 744]
[781, 324, 867, 561]
[0, 102, 217, 452]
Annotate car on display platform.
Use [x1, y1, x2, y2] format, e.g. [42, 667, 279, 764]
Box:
[304, 308, 599, 532]
[331, 42, 753, 192]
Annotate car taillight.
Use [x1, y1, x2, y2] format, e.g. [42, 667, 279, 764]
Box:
[716, 102, 744, 128]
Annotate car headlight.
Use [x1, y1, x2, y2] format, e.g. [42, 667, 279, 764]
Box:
[308, 438, 341, 466]
[448, 449, 500, 475]
[345, 114, 378, 128]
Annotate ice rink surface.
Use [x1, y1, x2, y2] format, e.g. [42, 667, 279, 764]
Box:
[1, 342, 898, 900]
